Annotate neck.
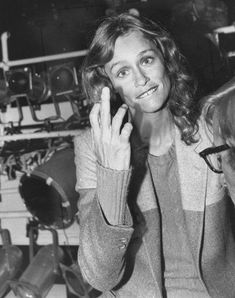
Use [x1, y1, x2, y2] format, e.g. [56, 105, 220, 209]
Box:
[131, 108, 174, 156]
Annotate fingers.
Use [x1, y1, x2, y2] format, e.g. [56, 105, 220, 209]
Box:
[111, 104, 128, 135]
[100, 87, 111, 130]
[90, 86, 132, 146]
[89, 103, 101, 138]
[89, 86, 111, 135]
[112, 104, 133, 142]
[120, 122, 133, 143]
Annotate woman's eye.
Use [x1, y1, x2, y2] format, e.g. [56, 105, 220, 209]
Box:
[117, 69, 129, 78]
[142, 57, 154, 65]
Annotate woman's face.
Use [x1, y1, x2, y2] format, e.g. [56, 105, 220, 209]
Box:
[104, 30, 171, 114]
[213, 110, 235, 201]
[221, 144, 235, 203]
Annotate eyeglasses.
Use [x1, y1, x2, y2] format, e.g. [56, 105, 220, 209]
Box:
[199, 144, 230, 174]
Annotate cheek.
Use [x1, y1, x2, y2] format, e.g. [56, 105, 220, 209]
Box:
[154, 66, 170, 95]
[162, 66, 170, 84]
[115, 84, 135, 105]
[164, 76, 171, 95]
[224, 171, 235, 204]
[153, 61, 168, 78]
[222, 157, 235, 187]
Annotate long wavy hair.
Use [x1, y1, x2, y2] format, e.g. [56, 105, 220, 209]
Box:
[201, 76, 235, 141]
[82, 13, 199, 145]
[201, 76, 235, 169]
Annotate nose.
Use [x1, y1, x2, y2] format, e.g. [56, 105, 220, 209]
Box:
[134, 68, 149, 87]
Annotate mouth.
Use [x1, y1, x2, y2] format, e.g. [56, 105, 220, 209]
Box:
[137, 85, 158, 100]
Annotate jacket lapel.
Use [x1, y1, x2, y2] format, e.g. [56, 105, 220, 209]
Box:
[175, 128, 209, 212]
[174, 122, 212, 264]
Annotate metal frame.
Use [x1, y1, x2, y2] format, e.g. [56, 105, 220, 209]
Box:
[0, 32, 88, 142]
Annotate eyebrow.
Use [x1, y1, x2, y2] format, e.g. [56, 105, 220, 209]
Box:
[110, 49, 156, 73]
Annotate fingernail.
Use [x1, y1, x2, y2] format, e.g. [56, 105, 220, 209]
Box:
[102, 86, 110, 95]
[121, 104, 128, 109]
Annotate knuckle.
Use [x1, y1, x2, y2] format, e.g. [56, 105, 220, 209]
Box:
[112, 113, 125, 128]
[123, 122, 133, 131]
[111, 119, 120, 131]
[121, 123, 132, 138]
[101, 134, 109, 145]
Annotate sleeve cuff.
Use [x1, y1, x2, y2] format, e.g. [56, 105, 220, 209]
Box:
[96, 163, 132, 226]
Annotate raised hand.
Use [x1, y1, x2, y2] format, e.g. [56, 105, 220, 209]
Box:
[89, 87, 133, 170]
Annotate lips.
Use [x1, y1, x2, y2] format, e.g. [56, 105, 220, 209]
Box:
[137, 85, 158, 99]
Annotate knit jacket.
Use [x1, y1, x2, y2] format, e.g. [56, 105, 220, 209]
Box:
[74, 120, 235, 298]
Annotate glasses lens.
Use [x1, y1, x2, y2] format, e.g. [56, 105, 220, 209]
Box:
[206, 153, 222, 172]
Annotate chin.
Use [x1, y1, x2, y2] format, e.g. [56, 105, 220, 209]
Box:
[142, 101, 167, 113]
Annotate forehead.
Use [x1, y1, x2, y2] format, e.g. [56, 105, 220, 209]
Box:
[104, 30, 158, 73]
[112, 30, 156, 59]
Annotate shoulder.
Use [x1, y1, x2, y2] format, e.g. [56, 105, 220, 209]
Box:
[196, 116, 214, 148]
[174, 117, 213, 156]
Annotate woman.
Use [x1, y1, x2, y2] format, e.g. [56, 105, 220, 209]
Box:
[74, 13, 235, 297]
[200, 77, 235, 204]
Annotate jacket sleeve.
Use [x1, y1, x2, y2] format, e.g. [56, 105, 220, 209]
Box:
[74, 130, 134, 292]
